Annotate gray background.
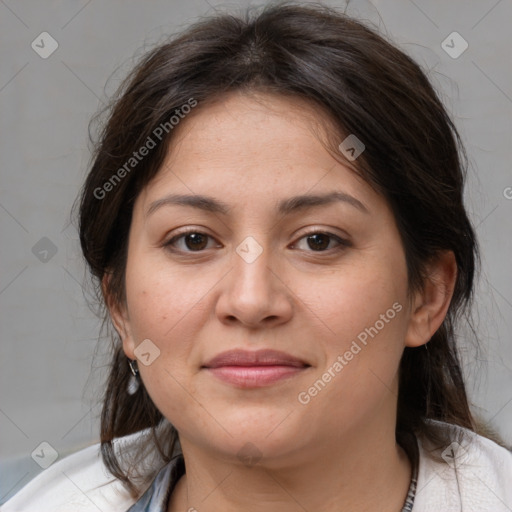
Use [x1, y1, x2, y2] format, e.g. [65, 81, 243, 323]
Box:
[1, 0, 511, 503]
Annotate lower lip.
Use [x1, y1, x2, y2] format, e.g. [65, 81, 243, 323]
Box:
[205, 365, 307, 388]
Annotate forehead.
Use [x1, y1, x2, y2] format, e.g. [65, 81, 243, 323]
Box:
[135, 91, 381, 217]
[167, 92, 338, 165]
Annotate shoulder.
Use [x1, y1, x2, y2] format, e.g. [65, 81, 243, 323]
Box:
[414, 420, 512, 511]
[1, 429, 158, 512]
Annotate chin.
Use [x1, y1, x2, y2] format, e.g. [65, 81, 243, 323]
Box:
[208, 412, 304, 454]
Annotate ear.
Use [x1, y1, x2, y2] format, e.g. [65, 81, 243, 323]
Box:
[102, 274, 136, 359]
[405, 251, 457, 348]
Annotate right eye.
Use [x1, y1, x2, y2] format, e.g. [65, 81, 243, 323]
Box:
[163, 230, 221, 253]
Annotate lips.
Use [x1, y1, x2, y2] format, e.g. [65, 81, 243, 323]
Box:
[202, 349, 309, 369]
[202, 349, 310, 388]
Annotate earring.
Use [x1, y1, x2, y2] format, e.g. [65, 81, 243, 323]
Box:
[127, 358, 140, 395]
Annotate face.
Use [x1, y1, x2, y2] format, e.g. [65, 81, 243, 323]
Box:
[114, 91, 420, 465]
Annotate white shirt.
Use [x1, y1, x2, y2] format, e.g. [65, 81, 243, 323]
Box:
[2, 421, 511, 511]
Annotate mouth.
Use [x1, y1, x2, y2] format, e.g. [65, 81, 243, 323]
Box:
[202, 349, 311, 388]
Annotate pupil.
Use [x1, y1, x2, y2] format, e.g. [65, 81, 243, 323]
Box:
[308, 233, 329, 251]
[186, 233, 207, 251]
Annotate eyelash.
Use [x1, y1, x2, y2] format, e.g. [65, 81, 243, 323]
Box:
[163, 228, 351, 255]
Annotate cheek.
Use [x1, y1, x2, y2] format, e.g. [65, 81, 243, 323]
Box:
[123, 256, 226, 390]
[124, 257, 209, 338]
[123, 265, 210, 425]
[297, 258, 408, 344]
[292, 254, 410, 410]
[296, 277, 408, 428]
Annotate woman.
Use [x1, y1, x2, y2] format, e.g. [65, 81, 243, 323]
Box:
[3, 3, 511, 511]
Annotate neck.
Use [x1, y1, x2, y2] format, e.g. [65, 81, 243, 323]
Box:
[168, 414, 412, 512]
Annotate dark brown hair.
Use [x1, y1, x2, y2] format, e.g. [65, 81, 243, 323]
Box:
[78, 2, 488, 498]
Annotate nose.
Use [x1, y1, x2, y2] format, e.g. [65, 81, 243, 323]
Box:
[215, 241, 294, 329]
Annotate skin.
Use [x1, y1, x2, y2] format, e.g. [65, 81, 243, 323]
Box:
[109, 91, 457, 512]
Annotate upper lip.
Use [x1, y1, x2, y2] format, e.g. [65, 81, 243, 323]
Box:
[202, 349, 309, 369]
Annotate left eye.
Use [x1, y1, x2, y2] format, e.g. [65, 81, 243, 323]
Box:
[292, 232, 349, 252]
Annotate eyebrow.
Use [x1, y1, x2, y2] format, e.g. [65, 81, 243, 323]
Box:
[146, 191, 369, 218]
